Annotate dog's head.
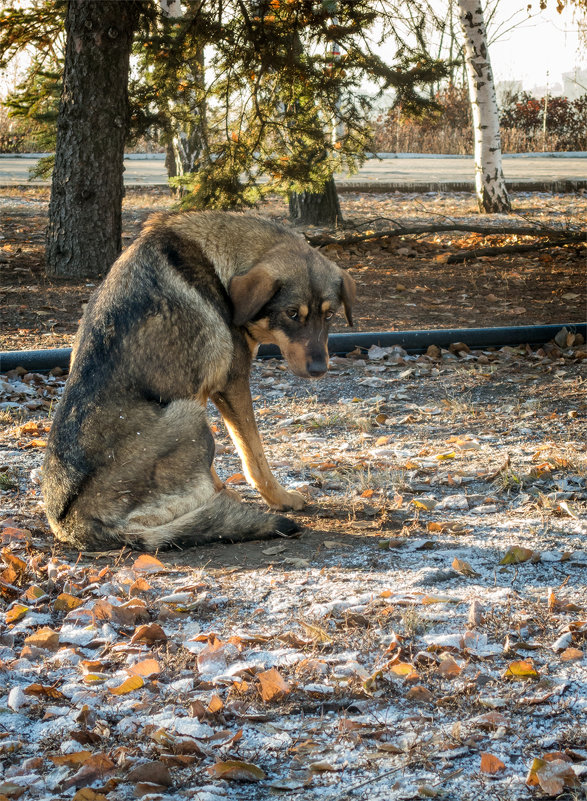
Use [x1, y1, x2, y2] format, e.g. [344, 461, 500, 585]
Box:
[229, 240, 356, 379]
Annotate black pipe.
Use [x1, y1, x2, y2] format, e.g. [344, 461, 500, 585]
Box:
[1, 323, 584, 373]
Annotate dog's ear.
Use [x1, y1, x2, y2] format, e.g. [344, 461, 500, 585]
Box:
[340, 269, 356, 327]
[230, 265, 281, 326]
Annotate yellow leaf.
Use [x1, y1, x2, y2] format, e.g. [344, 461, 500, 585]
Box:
[23, 585, 45, 601]
[435, 451, 456, 460]
[6, 604, 29, 624]
[54, 593, 84, 612]
[503, 660, 539, 680]
[298, 620, 332, 644]
[110, 675, 144, 695]
[389, 662, 419, 680]
[257, 667, 290, 702]
[83, 673, 108, 685]
[499, 546, 534, 565]
[207, 760, 265, 782]
[411, 498, 437, 511]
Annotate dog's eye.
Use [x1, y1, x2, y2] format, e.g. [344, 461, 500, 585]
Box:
[286, 309, 299, 320]
[324, 310, 334, 320]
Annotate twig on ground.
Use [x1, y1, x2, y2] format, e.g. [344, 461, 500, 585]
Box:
[444, 235, 585, 262]
[305, 224, 586, 247]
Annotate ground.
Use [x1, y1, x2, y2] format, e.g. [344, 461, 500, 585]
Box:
[0, 187, 586, 351]
[0, 188, 586, 801]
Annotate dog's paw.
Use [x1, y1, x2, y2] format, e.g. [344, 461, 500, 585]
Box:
[269, 489, 306, 511]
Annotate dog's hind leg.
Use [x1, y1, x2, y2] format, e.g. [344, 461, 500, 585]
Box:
[55, 398, 300, 550]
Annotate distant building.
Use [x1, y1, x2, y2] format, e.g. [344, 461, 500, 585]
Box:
[562, 69, 587, 99]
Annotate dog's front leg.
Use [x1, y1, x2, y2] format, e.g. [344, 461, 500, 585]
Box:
[211, 383, 305, 511]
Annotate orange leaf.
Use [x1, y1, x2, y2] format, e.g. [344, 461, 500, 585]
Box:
[128, 658, 161, 678]
[50, 751, 93, 767]
[438, 655, 461, 678]
[132, 554, 165, 574]
[130, 623, 167, 644]
[24, 626, 59, 651]
[257, 667, 290, 702]
[480, 752, 506, 774]
[560, 647, 583, 662]
[207, 760, 265, 782]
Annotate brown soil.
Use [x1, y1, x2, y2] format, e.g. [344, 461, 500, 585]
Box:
[1, 187, 585, 352]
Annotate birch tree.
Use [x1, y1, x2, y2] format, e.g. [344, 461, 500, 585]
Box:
[457, 0, 510, 213]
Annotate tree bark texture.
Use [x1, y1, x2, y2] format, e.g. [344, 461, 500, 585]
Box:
[46, 0, 140, 277]
[288, 176, 343, 227]
[457, 0, 511, 214]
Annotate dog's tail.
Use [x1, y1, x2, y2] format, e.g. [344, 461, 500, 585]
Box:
[131, 490, 302, 551]
[50, 489, 302, 552]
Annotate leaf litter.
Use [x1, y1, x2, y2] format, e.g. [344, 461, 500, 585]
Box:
[1, 204, 587, 799]
[0, 332, 587, 801]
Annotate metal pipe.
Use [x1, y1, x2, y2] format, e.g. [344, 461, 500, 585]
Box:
[1, 324, 584, 373]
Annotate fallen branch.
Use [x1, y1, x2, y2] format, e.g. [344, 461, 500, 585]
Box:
[444, 235, 585, 263]
[306, 224, 586, 247]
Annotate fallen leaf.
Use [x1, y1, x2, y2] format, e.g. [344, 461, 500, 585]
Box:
[526, 757, 579, 795]
[298, 620, 332, 644]
[499, 546, 534, 565]
[6, 604, 29, 624]
[560, 648, 583, 662]
[207, 760, 265, 782]
[110, 675, 144, 695]
[130, 623, 167, 644]
[437, 655, 461, 678]
[258, 667, 291, 702]
[61, 753, 116, 790]
[54, 593, 84, 612]
[480, 752, 506, 774]
[50, 751, 92, 767]
[503, 660, 539, 680]
[128, 658, 161, 678]
[452, 557, 479, 577]
[24, 627, 59, 651]
[132, 554, 166, 574]
[127, 761, 172, 786]
[24, 683, 66, 700]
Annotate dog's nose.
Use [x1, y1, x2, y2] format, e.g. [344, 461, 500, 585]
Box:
[307, 358, 327, 377]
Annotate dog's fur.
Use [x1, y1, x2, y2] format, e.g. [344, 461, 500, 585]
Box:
[42, 211, 355, 550]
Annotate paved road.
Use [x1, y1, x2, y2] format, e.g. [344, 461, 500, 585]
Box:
[0, 153, 585, 189]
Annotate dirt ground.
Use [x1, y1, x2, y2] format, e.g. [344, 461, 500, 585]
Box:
[0, 187, 586, 801]
[0, 187, 585, 351]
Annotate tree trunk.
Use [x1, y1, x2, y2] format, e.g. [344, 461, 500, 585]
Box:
[457, 0, 510, 214]
[46, 0, 140, 278]
[288, 176, 343, 227]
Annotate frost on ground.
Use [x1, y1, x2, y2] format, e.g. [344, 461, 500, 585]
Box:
[0, 337, 586, 801]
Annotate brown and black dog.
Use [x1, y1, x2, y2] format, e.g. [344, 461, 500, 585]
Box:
[42, 211, 355, 551]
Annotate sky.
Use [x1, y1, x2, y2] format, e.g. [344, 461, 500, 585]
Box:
[485, 2, 586, 91]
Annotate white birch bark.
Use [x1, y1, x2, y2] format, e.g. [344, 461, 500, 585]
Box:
[159, 0, 207, 182]
[457, 0, 511, 213]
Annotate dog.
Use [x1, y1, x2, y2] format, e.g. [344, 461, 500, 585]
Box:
[42, 211, 356, 551]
